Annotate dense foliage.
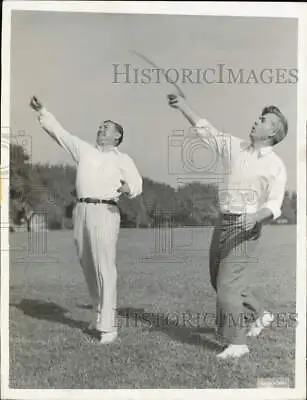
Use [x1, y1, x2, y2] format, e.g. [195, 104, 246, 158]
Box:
[10, 144, 297, 229]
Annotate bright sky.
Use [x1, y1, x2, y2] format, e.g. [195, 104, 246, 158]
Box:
[10, 11, 298, 190]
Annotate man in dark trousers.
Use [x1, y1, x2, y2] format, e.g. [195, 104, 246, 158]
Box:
[168, 94, 287, 359]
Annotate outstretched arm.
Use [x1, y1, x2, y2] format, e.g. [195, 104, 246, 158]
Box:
[30, 96, 89, 163]
[167, 94, 226, 154]
[168, 94, 201, 127]
[168, 94, 220, 135]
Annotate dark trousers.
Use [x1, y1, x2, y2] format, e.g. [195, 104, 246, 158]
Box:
[209, 213, 263, 345]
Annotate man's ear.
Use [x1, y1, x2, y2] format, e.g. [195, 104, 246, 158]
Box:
[269, 119, 282, 139]
[114, 131, 121, 145]
[267, 131, 276, 139]
[266, 122, 276, 138]
[267, 130, 277, 145]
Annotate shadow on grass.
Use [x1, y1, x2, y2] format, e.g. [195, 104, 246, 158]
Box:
[117, 307, 222, 351]
[14, 300, 222, 349]
[11, 299, 90, 332]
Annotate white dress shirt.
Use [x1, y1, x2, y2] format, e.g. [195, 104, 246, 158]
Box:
[38, 109, 142, 201]
[195, 118, 287, 219]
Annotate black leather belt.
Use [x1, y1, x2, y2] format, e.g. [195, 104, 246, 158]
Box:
[78, 198, 117, 206]
[221, 212, 242, 217]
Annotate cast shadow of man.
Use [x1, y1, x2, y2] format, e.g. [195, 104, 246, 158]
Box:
[11, 299, 90, 332]
[13, 300, 223, 350]
[117, 307, 222, 351]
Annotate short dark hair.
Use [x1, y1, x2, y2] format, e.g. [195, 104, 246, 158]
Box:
[104, 119, 124, 146]
[261, 105, 288, 145]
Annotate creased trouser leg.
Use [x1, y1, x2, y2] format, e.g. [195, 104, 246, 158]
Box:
[86, 204, 120, 333]
[242, 290, 263, 318]
[73, 203, 99, 315]
[209, 215, 262, 344]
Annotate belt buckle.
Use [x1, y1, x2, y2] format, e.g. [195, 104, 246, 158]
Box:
[84, 197, 90, 203]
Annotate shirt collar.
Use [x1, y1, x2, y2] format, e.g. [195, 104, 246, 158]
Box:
[96, 145, 120, 154]
[240, 139, 273, 157]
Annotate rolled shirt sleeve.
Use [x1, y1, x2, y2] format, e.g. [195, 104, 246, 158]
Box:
[195, 118, 220, 137]
[195, 118, 230, 156]
[38, 108, 90, 163]
[262, 162, 287, 220]
[120, 154, 143, 198]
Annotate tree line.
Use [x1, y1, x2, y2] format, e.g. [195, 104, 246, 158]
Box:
[9, 144, 297, 230]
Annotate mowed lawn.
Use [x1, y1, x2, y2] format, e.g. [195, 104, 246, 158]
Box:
[9, 226, 296, 389]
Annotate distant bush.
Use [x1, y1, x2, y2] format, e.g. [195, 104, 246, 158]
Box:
[10, 144, 297, 230]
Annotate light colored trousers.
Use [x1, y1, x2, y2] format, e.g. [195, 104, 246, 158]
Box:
[73, 202, 120, 332]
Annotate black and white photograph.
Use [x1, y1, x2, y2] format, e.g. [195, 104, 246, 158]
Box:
[1, 2, 306, 399]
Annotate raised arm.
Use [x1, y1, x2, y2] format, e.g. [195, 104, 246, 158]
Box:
[168, 94, 220, 133]
[167, 94, 226, 154]
[30, 96, 89, 163]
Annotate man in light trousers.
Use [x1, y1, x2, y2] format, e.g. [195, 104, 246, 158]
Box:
[30, 96, 142, 344]
[168, 94, 287, 359]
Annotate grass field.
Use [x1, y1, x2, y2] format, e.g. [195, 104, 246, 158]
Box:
[9, 226, 296, 389]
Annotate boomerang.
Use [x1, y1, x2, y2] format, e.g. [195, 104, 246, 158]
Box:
[130, 50, 186, 99]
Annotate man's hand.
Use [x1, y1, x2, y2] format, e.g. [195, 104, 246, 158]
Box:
[30, 96, 43, 112]
[167, 94, 186, 110]
[117, 180, 131, 196]
[234, 213, 258, 231]
[167, 94, 201, 127]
